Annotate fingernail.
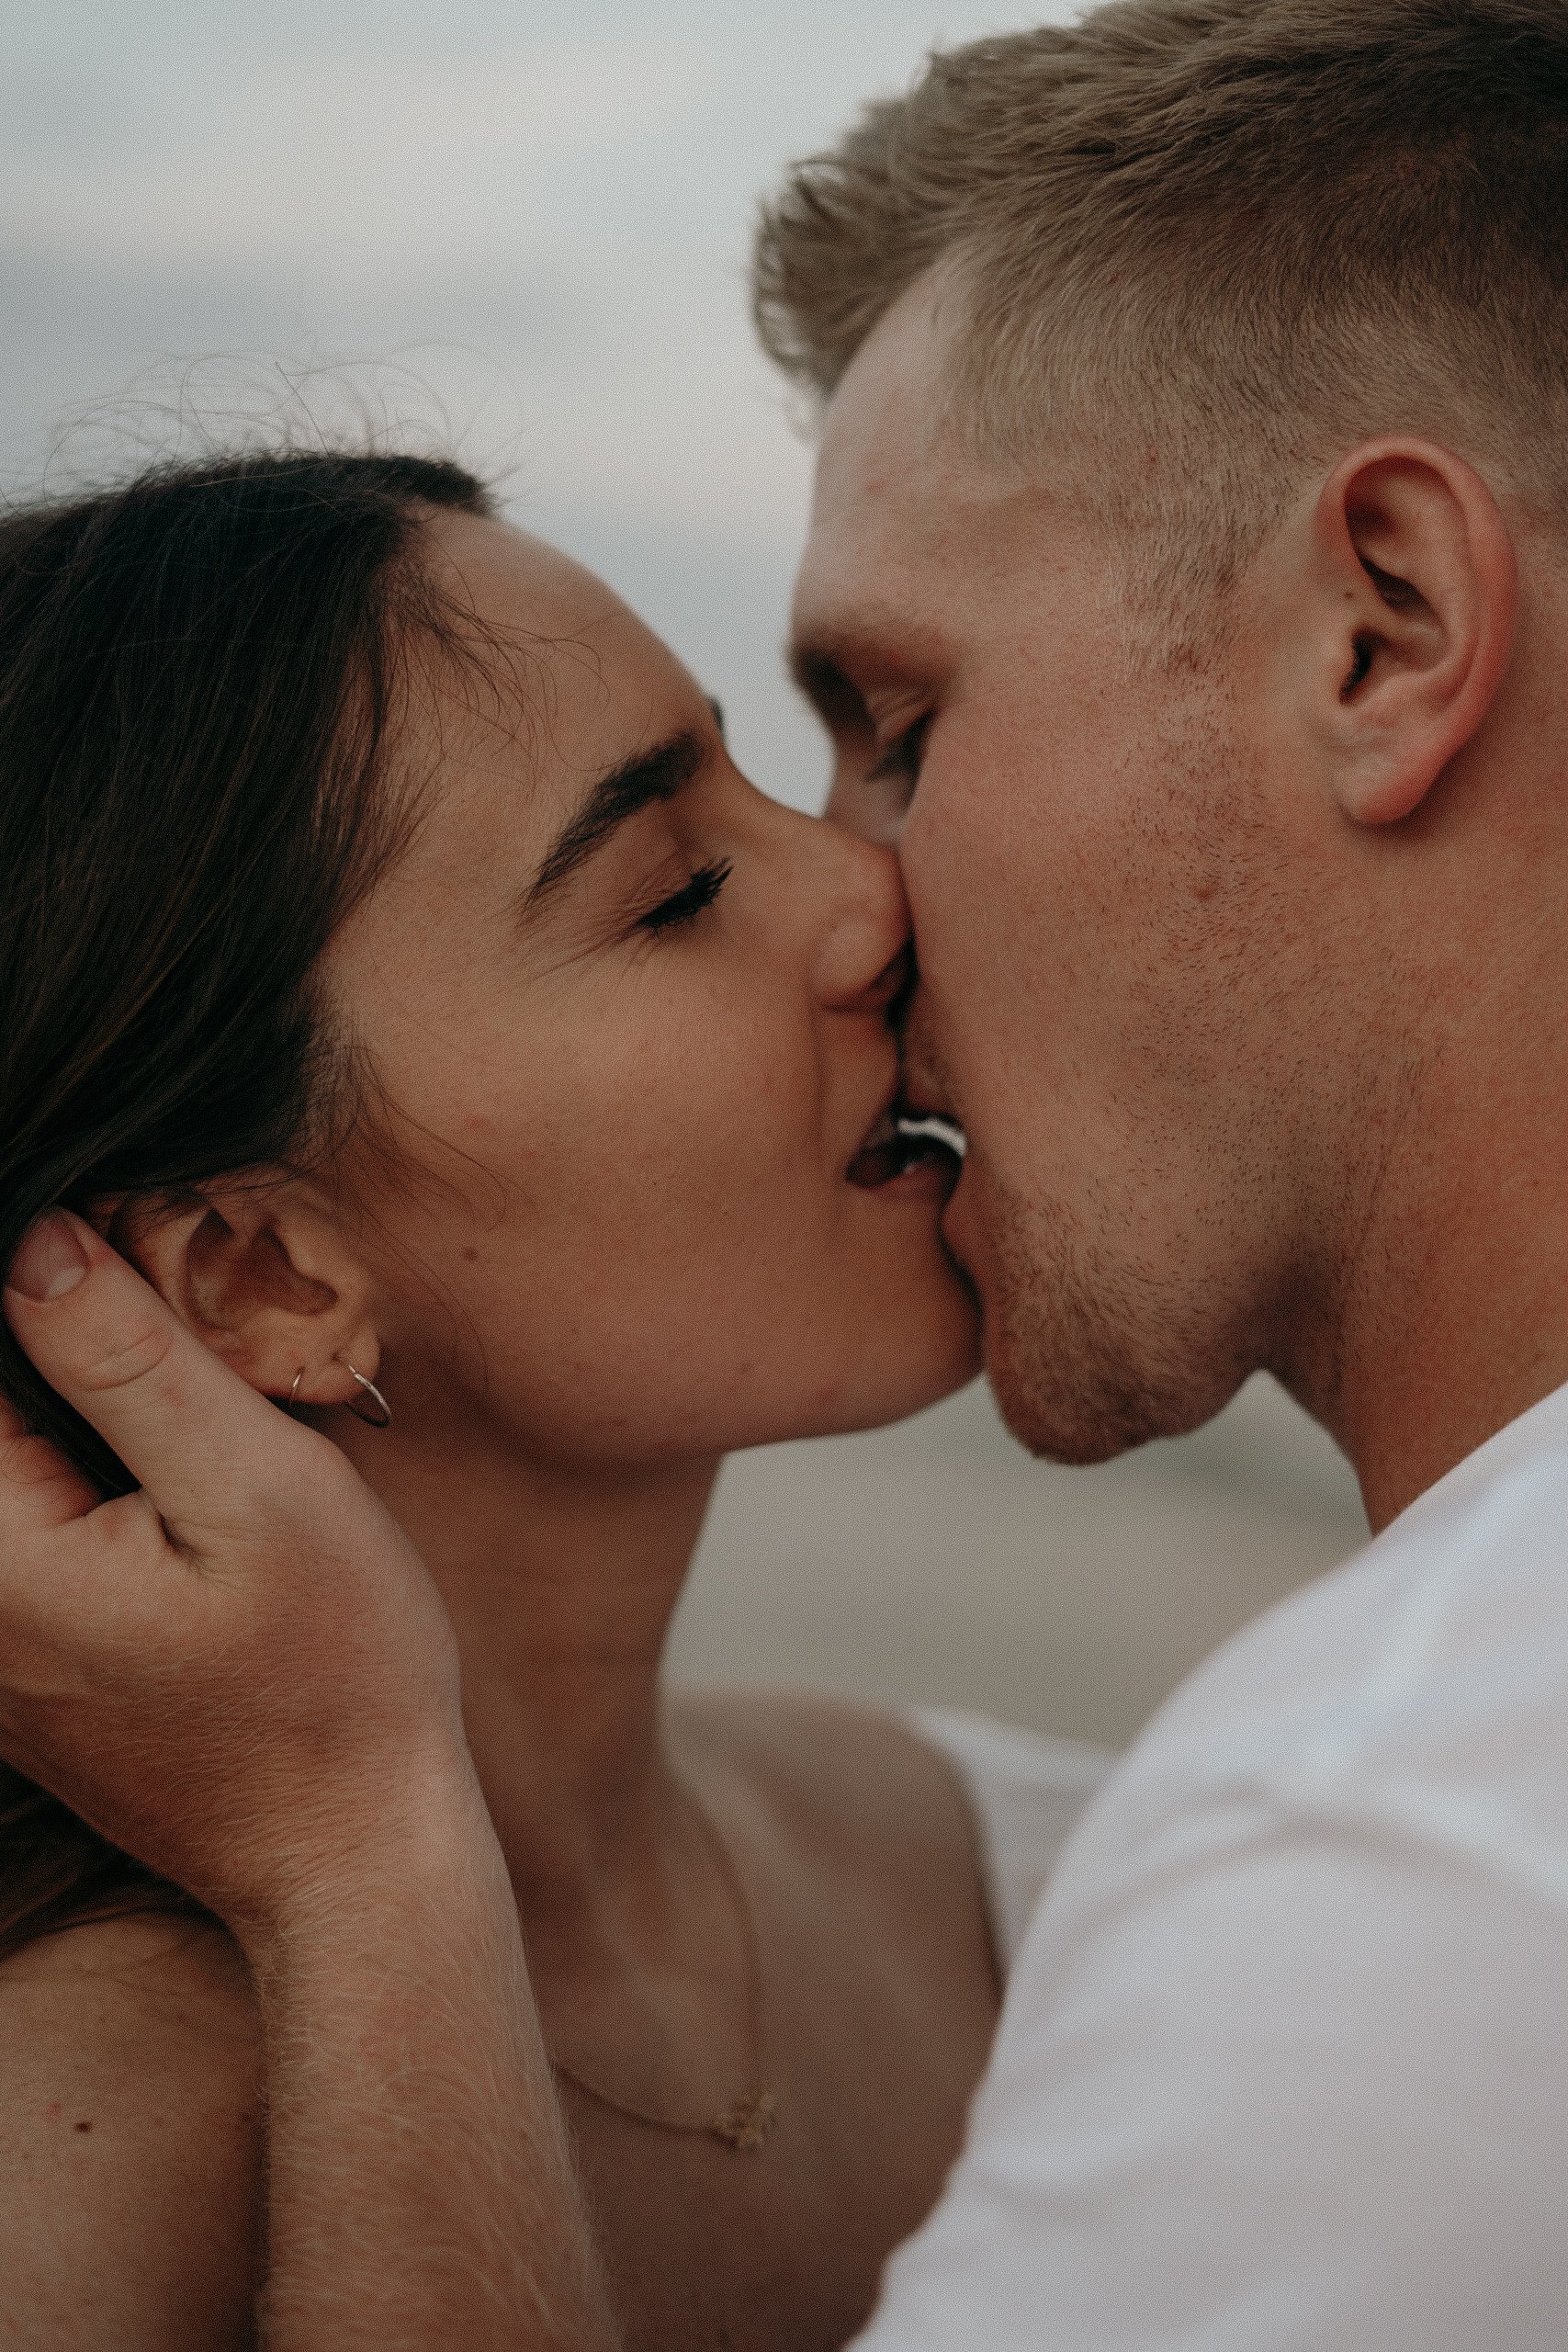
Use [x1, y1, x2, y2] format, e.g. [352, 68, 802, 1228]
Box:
[6, 1213, 90, 1302]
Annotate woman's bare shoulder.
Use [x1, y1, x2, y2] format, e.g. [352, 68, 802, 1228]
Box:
[0, 1914, 262, 2350]
[671, 1690, 986, 1908]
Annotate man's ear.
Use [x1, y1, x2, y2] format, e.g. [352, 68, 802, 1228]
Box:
[1304, 437, 1517, 826]
[107, 1186, 381, 1412]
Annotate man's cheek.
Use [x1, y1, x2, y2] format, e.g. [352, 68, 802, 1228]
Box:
[937, 1147, 987, 1292]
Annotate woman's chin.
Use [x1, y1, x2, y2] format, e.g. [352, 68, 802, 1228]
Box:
[796, 1288, 984, 1445]
[793, 1171, 985, 1437]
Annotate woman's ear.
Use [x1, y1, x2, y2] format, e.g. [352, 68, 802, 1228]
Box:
[108, 1185, 381, 1412]
[1302, 438, 1517, 826]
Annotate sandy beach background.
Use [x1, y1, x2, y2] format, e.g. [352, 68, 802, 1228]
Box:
[671, 1373, 1366, 1750]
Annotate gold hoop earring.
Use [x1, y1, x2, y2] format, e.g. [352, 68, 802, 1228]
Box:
[338, 1358, 392, 1430]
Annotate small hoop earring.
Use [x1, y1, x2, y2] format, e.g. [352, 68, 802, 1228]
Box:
[287, 1367, 306, 1413]
[338, 1358, 392, 1430]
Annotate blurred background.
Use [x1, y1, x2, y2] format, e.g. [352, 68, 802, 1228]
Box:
[4, 1, 1369, 1749]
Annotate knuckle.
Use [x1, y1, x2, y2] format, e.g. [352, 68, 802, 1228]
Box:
[239, 1419, 347, 1514]
[78, 1318, 181, 1399]
[175, 1426, 358, 1565]
[79, 1489, 183, 1588]
[291, 1428, 367, 1514]
[78, 1486, 154, 1555]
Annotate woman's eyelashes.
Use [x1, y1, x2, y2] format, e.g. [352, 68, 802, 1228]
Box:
[638, 857, 734, 935]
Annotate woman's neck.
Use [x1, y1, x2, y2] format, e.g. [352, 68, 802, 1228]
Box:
[322, 1396, 720, 1907]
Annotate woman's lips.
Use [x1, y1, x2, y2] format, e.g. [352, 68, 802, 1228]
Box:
[846, 1106, 967, 1192]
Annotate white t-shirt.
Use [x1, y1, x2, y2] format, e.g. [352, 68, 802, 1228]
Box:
[913, 1708, 1112, 1973]
[864, 1382, 1568, 2351]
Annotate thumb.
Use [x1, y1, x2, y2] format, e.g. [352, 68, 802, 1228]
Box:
[4, 1208, 317, 1528]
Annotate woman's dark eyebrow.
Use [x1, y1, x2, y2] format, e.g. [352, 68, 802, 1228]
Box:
[524, 730, 706, 914]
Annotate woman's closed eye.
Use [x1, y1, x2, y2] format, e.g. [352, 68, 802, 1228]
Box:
[638, 858, 733, 935]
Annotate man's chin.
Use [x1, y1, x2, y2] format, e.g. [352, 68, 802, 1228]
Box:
[983, 1326, 1152, 1465]
[972, 1169, 1238, 1466]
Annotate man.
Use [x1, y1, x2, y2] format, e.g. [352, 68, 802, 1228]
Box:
[2, 1, 1563, 2344]
[756, 5, 1568, 2339]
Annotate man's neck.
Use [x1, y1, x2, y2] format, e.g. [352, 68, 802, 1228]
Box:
[1288, 1069, 1568, 1533]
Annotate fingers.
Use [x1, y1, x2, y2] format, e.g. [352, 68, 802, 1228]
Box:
[3, 1210, 315, 1532]
[0, 1389, 102, 1533]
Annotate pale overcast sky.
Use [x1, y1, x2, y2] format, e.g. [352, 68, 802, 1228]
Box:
[3, 1, 1077, 809]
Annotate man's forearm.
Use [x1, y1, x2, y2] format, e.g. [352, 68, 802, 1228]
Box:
[247, 1814, 618, 2352]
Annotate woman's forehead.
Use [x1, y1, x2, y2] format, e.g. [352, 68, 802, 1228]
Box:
[424, 511, 632, 646]
[385, 515, 702, 893]
[426, 510, 696, 743]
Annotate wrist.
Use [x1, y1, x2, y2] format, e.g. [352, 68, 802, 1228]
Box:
[227, 1748, 511, 1978]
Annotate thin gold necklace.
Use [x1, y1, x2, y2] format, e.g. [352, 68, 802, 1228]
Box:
[547, 1784, 777, 2154]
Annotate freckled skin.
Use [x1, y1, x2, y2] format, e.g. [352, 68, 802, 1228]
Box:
[796, 281, 1568, 1513]
[797, 313, 1321, 1457]
[317, 517, 980, 1469]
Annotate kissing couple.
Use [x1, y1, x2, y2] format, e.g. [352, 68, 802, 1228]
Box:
[1, 5, 1563, 2347]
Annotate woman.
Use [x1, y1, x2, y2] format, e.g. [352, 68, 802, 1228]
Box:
[0, 450, 1100, 2348]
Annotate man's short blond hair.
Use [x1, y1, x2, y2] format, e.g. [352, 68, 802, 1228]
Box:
[753, 0, 1568, 648]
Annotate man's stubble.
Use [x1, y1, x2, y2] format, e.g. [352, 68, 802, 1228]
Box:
[924, 679, 1371, 1469]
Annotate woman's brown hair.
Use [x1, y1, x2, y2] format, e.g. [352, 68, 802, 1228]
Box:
[0, 447, 492, 1962]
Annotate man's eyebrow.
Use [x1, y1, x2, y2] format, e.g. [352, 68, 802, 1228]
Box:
[524, 729, 706, 914]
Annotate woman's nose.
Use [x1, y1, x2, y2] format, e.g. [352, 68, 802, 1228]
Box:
[807, 823, 914, 1013]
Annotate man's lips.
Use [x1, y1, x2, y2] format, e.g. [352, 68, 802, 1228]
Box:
[845, 1102, 967, 1191]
